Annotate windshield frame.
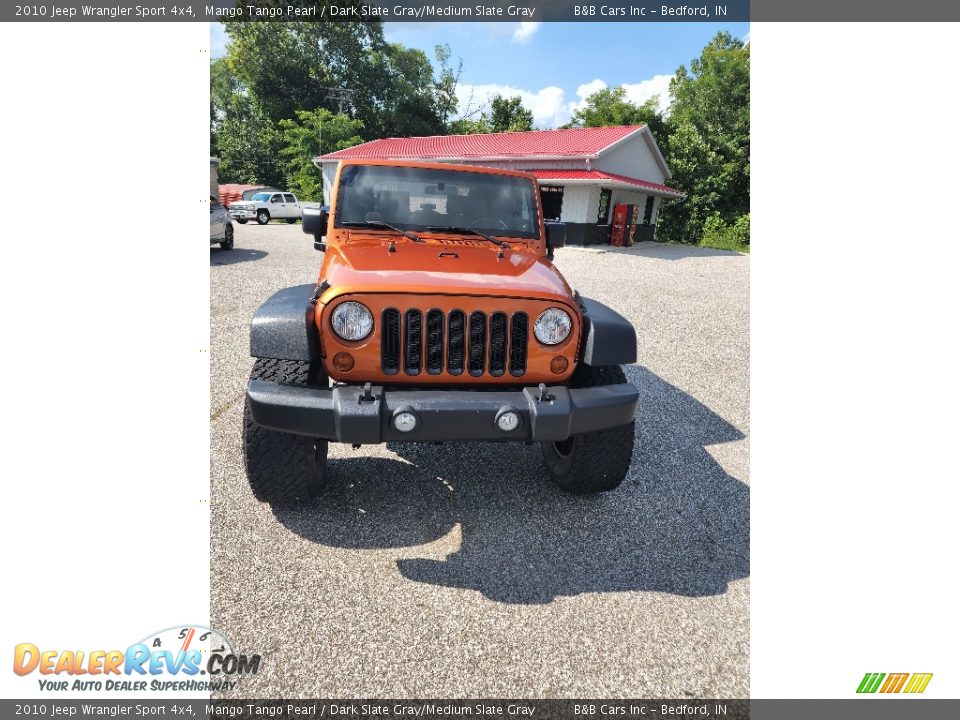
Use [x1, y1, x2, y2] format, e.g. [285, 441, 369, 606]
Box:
[333, 164, 542, 241]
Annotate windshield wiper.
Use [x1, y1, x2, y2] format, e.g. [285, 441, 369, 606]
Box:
[342, 220, 423, 242]
[425, 226, 508, 249]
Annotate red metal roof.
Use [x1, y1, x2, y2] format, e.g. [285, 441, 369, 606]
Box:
[217, 183, 266, 207]
[530, 169, 685, 198]
[317, 125, 646, 161]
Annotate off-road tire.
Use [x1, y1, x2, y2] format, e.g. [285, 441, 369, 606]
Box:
[256, 210, 270, 225]
[243, 358, 328, 505]
[236, 219, 248, 224]
[541, 365, 635, 494]
[219, 225, 234, 250]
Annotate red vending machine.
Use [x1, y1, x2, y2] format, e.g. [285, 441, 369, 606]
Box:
[610, 204, 629, 246]
[610, 204, 640, 246]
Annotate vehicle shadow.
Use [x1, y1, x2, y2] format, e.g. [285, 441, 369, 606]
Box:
[601, 242, 745, 259]
[272, 366, 749, 604]
[210, 248, 268, 266]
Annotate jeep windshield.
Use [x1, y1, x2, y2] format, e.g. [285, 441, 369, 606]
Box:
[335, 164, 540, 240]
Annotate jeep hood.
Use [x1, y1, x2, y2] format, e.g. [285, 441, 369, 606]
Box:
[320, 238, 574, 305]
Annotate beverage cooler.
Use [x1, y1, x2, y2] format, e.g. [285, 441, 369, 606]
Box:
[610, 204, 642, 246]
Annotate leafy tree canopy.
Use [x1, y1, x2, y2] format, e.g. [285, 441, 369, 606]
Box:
[659, 30, 749, 244]
[279, 109, 363, 203]
[489, 95, 534, 132]
[448, 94, 533, 135]
[566, 87, 667, 147]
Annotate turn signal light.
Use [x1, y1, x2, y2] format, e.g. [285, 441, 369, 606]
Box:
[333, 352, 355, 372]
[550, 356, 569, 374]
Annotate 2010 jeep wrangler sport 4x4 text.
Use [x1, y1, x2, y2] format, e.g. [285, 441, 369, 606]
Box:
[243, 159, 639, 504]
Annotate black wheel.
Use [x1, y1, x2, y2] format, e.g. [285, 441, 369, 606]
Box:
[243, 358, 328, 505]
[541, 365, 635, 494]
[236, 219, 248, 225]
[256, 210, 270, 225]
[219, 224, 234, 250]
[286, 218, 297, 224]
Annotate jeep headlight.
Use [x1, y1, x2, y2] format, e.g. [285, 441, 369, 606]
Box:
[534, 308, 572, 345]
[331, 301, 373, 341]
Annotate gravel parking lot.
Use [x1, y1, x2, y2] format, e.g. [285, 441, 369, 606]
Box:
[210, 222, 749, 697]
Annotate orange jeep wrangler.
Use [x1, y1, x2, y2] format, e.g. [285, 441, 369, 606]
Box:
[244, 159, 639, 504]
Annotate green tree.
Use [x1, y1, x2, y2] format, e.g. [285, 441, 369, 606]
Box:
[211, 55, 283, 187]
[489, 95, 534, 132]
[221, 22, 451, 142]
[448, 114, 491, 135]
[447, 95, 533, 135]
[658, 31, 750, 245]
[566, 87, 666, 146]
[223, 20, 384, 127]
[278, 109, 363, 202]
[433, 43, 464, 131]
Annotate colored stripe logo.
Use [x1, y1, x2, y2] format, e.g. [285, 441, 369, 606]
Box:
[857, 672, 932, 694]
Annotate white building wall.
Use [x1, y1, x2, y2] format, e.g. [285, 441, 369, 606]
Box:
[594, 133, 668, 185]
[610, 188, 646, 209]
[559, 185, 600, 224]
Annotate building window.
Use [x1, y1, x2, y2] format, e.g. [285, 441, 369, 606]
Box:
[597, 188, 612, 225]
[642, 195, 655, 225]
[540, 185, 564, 221]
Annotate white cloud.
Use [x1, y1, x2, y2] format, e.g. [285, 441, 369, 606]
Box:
[455, 73, 675, 130]
[743, 30, 751, 44]
[456, 83, 568, 128]
[621, 74, 674, 113]
[511, 22, 542, 45]
[575, 79, 608, 104]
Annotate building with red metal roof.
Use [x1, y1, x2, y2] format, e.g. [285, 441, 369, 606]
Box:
[315, 125, 684, 245]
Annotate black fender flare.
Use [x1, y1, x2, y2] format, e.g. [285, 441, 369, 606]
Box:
[577, 296, 637, 367]
[249, 284, 321, 361]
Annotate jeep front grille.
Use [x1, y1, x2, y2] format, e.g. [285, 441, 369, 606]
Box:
[381, 309, 401, 375]
[380, 308, 528, 378]
[403, 309, 423, 375]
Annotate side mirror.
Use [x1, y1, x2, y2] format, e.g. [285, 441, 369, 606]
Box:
[545, 222, 566, 260]
[302, 205, 329, 249]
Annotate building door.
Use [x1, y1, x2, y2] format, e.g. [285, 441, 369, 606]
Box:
[540, 185, 564, 221]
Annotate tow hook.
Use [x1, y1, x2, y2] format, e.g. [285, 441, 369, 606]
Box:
[537, 383, 553, 403]
[360, 382, 375, 403]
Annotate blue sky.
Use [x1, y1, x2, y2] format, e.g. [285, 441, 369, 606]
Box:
[210, 22, 749, 128]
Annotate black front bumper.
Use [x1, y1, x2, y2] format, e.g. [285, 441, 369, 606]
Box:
[246, 380, 639, 443]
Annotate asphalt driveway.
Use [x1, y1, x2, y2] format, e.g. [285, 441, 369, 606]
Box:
[210, 222, 749, 697]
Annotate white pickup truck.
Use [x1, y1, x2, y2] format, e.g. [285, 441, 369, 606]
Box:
[229, 191, 302, 225]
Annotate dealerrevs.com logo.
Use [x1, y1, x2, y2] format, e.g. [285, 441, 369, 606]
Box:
[857, 672, 933, 694]
[13, 625, 259, 692]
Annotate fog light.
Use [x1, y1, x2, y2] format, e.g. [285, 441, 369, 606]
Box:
[496, 410, 520, 432]
[333, 352, 355, 372]
[393, 411, 417, 433]
[550, 356, 569, 374]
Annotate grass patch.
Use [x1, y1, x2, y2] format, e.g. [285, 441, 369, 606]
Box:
[700, 235, 750, 253]
[699, 212, 749, 253]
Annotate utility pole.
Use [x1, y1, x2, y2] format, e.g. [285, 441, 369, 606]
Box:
[315, 87, 355, 204]
[319, 87, 356, 116]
